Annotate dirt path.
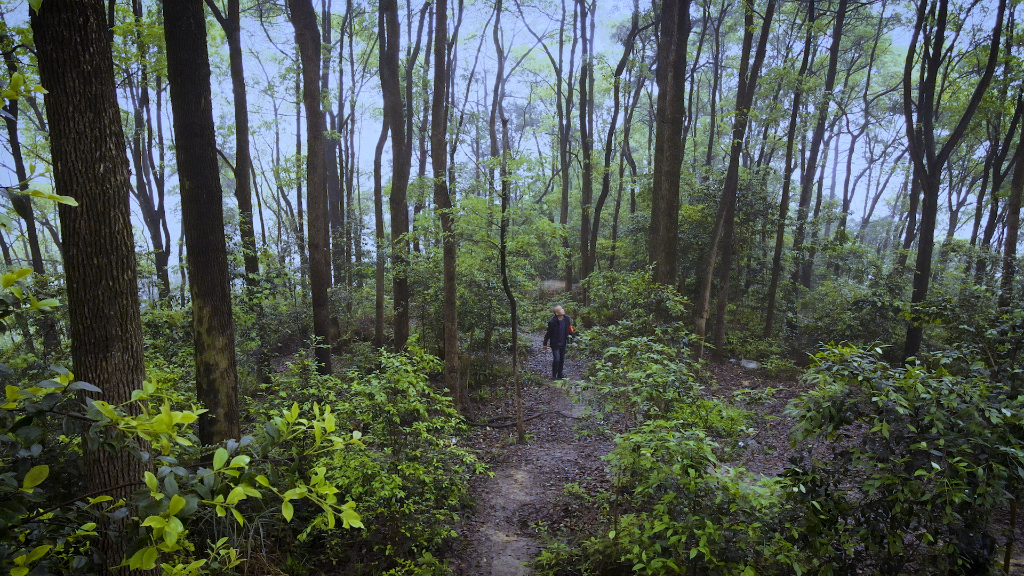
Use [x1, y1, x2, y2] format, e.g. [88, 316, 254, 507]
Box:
[449, 332, 612, 575]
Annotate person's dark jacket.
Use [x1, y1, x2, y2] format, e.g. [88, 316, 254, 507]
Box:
[543, 314, 574, 347]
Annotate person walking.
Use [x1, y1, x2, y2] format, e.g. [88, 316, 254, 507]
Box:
[543, 305, 574, 380]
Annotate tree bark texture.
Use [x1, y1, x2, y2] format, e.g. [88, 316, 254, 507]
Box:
[1000, 130, 1024, 308]
[649, 0, 690, 285]
[708, 0, 776, 359]
[164, 0, 240, 444]
[31, 0, 147, 569]
[373, 120, 389, 350]
[903, 0, 1006, 359]
[577, 0, 593, 282]
[226, 0, 260, 285]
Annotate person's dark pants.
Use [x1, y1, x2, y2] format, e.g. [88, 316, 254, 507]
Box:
[551, 344, 566, 379]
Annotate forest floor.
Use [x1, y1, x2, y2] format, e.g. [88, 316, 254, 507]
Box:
[447, 331, 612, 575]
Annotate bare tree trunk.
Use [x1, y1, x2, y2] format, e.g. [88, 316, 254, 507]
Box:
[431, 0, 466, 415]
[791, 0, 848, 292]
[33, 1, 147, 570]
[1000, 132, 1024, 308]
[380, 0, 412, 349]
[589, 2, 639, 273]
[373, 120, 389, 349]
[764, 3, 813, 337]
[577, 0, 594, 282]
[695, 0, 775, 358]
[290, 0, 334, 373]
[0, 38, 59, 356]
[649, 0, 690, 285]
[294, 66, 309, 282]
[164, 0, 240, 444]
[206, 0, 260, 287]
[904, 0, 1006, 359]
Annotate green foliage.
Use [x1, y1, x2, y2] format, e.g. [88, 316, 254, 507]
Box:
[246, 347, 485, 573]
[783, 343, 1023, 574]
[580, 337, 701, 419]
[575, 267, 688, 328]
[540, 423, 796, 576]
[1, 363, 365, 575]
[790, 274, 907, 358]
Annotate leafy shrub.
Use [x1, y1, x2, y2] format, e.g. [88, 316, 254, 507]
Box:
[246, 347, 485, 573]
[0, 367, 363, 575]
[783, 343, 1024, 575]
[791, 275, 906, 358]
[546, 422, 797, 576]
[580, 337, 701, 420]
[575, 267, 688, 328]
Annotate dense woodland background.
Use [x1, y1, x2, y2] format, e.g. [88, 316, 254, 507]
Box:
[3, 0, 1024, 573]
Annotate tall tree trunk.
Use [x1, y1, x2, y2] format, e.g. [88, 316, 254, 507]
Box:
[206, 0, 260, 287]
[589, 2, 639, 272]
[704, 0, 726, 169]
[577, 0, 594, 282]
[430, 0, 466, 415]
[903, 0, 1006, 358]
[164, 0, 240, 444]
[290, 0, 334, 373]
[999, 132, 1024, 308]
[32, 1, 147, 570]
[294, 66, 309, 282]
[380, 0, 412, 349]
[791, 0, 848, 292]
[764, 3, 813, 337]
[0, 39, 59, 356]
[649, 0, 690, 285]
[127, 0, 171, 302]
[695, 0, 775, 357]
[560, 0, 576, 292]
[373, 120, 389, 349]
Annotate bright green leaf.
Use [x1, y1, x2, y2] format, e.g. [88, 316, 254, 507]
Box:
[22, 465, 48, 489]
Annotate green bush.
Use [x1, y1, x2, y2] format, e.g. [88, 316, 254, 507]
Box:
[246, 347, 485, 574]
[783, 343, 1024, 574]
[580, 336, 701, 420]
[547, 422, 797, 576]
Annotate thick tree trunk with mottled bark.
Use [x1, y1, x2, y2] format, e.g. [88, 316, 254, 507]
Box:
[32, 1, 146, 569]
[164, 0, 240, 444]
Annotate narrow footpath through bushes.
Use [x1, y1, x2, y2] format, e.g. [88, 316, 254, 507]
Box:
[447, 331, 612, 575]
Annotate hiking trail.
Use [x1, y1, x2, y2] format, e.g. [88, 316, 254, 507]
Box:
[449, 331, 612, 575]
